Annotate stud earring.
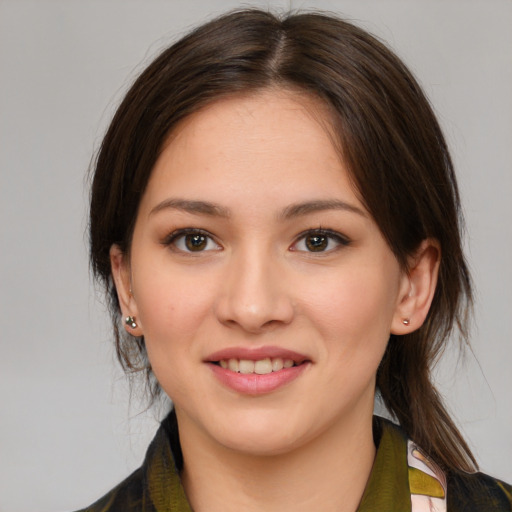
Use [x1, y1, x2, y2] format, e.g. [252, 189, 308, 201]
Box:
[402, 318, 410, 326]
[125, 316, 137, 329]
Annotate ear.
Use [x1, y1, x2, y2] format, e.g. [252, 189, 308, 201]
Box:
[110, 244, 143, 336]
[391, 239, 440, 335]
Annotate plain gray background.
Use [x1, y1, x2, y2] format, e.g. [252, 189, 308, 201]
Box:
[1, 1, 511, 510]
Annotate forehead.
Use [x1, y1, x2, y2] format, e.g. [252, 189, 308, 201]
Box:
[141, 89, 362, 213]
[163, 88, 340, 156]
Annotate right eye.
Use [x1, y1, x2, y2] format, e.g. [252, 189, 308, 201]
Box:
[164, 229, 221, 253]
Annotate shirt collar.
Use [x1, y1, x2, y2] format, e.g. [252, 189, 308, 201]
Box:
[143, 412, 411, 512]
[357, 416, 411, 511]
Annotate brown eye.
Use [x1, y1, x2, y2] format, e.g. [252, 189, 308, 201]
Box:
[292, 229, 350, 253]
[185, 234, 207, 251]
[165, 229, 221, 253]
[305, 234, 328, 252]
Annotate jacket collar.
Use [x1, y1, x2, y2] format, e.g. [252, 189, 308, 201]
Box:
[142, 412, 412, 511]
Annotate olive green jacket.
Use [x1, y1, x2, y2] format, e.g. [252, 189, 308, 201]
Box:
[78, 411, 512, 511]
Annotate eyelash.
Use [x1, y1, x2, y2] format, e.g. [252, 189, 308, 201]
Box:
[162, 228, 351, 254]
[292, 228, 351, 253]
[162, 228, 221, 253]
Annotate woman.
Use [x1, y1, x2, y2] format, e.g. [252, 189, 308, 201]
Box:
[82, 9, 511, 512]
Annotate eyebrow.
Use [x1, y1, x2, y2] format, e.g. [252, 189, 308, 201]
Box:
[149, 199, 231, 218]
[149, 197, 366, 219]
[279, 199, 366, 220]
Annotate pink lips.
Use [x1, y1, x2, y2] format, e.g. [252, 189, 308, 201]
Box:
[206, 346, 310, 395]
[207, 346, 308, 363]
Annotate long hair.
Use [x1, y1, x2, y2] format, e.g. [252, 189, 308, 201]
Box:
[89, 9, 476, 472]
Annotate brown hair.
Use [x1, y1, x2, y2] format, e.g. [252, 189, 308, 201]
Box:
[89, 9, 476, 472]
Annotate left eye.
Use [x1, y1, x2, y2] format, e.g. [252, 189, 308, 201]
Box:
[167, 230, 220, 253]
[292, 230, 349, 253]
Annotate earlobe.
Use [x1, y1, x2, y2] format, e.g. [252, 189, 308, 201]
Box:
[110, 244, 143, 336]
[391, 239, 440, 335]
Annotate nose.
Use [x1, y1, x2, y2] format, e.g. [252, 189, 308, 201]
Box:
[214, 246, 295, 334]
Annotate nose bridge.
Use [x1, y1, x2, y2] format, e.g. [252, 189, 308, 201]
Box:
[215, 241, 293, 332]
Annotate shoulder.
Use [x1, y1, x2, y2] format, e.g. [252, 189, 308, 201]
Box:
[74, 410, 189, 512]
[447, 470, 512, 511]
[74, 467, 147, 512]
[376, 416, 512, 511]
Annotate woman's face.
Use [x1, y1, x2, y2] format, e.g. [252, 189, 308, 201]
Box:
[114, 90, 411, 456]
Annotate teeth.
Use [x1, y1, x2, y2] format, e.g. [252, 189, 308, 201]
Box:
[254, 358, 272, 375]
[272, 358, 284, 371]
[228, 358, 239, 372]
[239, 360, 255, 374]
[218, 357, 296, 374]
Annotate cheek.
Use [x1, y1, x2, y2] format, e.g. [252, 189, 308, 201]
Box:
[134, 271, 218, 400]
[142, 286, 212, 339]
[301, 265, 400, 348]
[132, 261, 218, 352]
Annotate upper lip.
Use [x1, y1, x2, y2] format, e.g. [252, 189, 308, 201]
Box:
[206, 346, 310, 364]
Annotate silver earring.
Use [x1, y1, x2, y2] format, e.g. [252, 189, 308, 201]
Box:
[402, 318, 410, 326]
[125, 316, 137, 329]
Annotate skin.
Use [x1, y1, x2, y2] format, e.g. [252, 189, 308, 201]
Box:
[111, 89, 440, 512]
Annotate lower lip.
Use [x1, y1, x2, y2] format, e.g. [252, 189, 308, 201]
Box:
[209, 362, 309, 395]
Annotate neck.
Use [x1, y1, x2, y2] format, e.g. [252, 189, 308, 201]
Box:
[178, 408, 376, 512]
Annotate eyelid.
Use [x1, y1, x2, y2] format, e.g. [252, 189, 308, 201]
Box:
[161, 227, 349, 253]
[162, 228, 221, 252]
[291, 228, 351, 252]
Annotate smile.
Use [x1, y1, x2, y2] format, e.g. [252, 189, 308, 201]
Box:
[206, 347, 310, 395]
[217, 357, 296, 375]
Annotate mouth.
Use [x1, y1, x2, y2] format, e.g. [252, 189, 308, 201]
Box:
[213, 357, 299, 375]
[205, 347, 310, 394]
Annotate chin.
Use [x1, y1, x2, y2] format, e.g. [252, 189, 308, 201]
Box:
[220, 430, 304, 457]
[206, 409, 316, 458]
